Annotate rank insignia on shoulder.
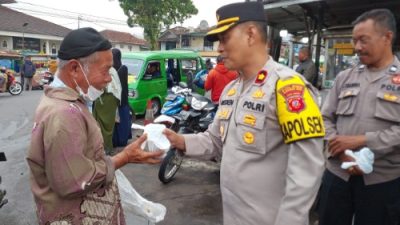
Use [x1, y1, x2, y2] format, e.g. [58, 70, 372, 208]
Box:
[243, 132, 254, 144]
[227, 88, 236, 96]
[243, 114, 256, 126]
[392, 74, 400, 84]
[383, 93, 398, 102]
[252, 89, 265, 99]
[255, 70, 267, 84]
[278, 84, 306, 113]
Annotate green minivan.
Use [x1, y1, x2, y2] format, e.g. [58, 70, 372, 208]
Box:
[122, 50, 205, 116]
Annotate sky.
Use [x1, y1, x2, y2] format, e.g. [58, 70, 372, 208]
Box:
[4, 0, 243, 38]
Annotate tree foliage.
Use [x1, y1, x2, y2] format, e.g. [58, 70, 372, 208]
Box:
[119, 0, 198, 50]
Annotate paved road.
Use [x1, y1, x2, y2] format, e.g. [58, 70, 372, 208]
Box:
[0, 90, 222, 225]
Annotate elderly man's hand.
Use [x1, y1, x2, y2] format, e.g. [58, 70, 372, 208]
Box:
[112, 134, 163, 169]
[124, 134, 163, 164]
[328, 135, 366, 157]
[163, 128, 186, 151]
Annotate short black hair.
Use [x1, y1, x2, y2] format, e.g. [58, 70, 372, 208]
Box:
[299, 46, 311, 56]
[352, 8, 396, 44]
[241, 21, 268, 44]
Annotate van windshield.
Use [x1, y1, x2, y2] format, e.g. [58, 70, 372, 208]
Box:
[122, 58, 144, 79]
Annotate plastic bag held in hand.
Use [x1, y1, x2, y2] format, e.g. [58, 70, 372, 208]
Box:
[116, 170, 166, 223]
[131, 123, 171, 155]
[341, 147, 375, 174]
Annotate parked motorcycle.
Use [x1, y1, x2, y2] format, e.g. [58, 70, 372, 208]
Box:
[32, 70, 54, 90]
[157, 90, 217, 184]
[0, 69, 23, 95]
[154, 83, 192, 131]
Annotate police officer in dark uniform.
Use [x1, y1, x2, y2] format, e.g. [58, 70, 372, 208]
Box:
[320, 9, 400, 225]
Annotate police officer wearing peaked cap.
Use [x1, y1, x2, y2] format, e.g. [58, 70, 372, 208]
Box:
[164, 2, 325, 225]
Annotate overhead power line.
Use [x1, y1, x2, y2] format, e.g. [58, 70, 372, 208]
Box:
[15, 0, 130, 24]
[7, 1, 142, 28]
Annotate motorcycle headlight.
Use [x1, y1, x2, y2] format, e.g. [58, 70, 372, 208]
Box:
[128, 90, 138, 99]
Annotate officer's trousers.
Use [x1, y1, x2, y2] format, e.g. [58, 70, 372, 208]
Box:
[318, 170, 400, 225]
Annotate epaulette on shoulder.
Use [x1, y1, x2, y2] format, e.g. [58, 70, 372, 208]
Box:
[275, 63, 297, 81]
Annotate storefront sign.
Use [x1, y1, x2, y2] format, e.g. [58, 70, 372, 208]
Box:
[13, 37, 40, 52]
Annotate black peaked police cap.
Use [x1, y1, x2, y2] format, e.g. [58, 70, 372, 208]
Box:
[58, 27, 112, 60]
[206, 2, 267, 42]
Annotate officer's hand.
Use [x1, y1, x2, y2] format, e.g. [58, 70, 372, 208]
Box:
[328, 135, 366, 157]
[163, 128, 186, 151]
[338, 153, 364, 176]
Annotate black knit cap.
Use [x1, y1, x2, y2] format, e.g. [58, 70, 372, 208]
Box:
[206, 2, 267, 42]
[58, 27, 112, 60]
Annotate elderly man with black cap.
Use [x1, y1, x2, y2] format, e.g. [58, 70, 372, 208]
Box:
[27, 27, 162, 224]
[164, 2, 325, 225]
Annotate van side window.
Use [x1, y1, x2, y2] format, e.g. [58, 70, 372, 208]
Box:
[181, 59, 198, 89]
[165, 58, 179, 87]
[144, 61, 161, 80]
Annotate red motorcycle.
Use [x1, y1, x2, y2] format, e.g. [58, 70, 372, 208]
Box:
[0, 71, 23, 95]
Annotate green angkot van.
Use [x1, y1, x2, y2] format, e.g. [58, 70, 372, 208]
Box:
[122, 50, 205, 115]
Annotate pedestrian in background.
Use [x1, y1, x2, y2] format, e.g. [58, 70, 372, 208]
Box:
[112, 48, 132, 147]
[204, 55, 238, 104]
[21, 56, 36, 91]
[164, 2, 325, 225]
[205, 58, 213, 71]
[296, 46, 317, 86]
[27, 27, 162, 224]
[319, 9, 400, 225]
[92, 65, 121, 155]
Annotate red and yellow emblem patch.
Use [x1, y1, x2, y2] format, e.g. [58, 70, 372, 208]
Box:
[278, 84, 306, 113]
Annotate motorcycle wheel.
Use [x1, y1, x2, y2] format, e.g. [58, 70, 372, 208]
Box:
[158, 148, 183, 184]
[8, 82, 22, 95]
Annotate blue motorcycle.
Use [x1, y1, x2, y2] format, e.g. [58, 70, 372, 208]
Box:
[155, 84, 192, 132]
[158, 90, 218, 184]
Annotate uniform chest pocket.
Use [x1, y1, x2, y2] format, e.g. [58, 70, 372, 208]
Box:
[374, 91, 400, 123]
[235, 110, 268, 155]
[336, 88, 360, 116]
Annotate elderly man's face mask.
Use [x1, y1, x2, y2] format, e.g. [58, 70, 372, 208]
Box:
[74, 62, 104, 102]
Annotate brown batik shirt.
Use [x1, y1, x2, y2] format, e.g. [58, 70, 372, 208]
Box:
[27, 86, 126, 225]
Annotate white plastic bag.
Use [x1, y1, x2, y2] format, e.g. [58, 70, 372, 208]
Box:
[131, 123, 171, 156]
[116, 170, 166, 223]
[341, 147, 375, 174]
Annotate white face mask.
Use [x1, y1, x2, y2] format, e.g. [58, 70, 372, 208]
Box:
[75, 63, 104, 101]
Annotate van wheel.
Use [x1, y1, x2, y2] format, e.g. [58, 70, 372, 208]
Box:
[151, 98, 161, 117]
[129, 107, 136, 123]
